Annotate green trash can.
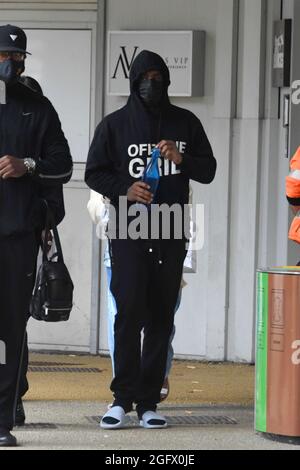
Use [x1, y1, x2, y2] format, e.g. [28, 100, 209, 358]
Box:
[256, 268, 300, 444]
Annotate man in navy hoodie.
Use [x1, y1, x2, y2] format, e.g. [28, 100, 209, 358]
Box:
[85, 50, 216, 429]
[0, 25, 72, 446]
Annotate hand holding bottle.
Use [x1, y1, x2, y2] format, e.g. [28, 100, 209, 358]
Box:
[127, 181, 153, 204]
[142, 147, 161, 202]
[127, 147, 161, 205]
[157, 140, 183, 165]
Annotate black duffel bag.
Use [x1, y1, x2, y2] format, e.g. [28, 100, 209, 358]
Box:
[30, 204, 74, 322]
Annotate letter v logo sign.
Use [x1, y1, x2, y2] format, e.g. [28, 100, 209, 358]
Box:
[112, 46, 139, 79]
[10, 35, 18, 41]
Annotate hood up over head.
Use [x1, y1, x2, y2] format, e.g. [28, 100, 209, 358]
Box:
[128, 50, 171, 109]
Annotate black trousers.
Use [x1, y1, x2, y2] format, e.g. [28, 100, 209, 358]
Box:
[110, 238, 186, 417]
[0, 233, 37, 430]
[19, 334, 29, 399]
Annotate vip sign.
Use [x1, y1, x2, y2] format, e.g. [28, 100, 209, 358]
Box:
[107, 31, 206, 97]
[0, 340, 6, 365]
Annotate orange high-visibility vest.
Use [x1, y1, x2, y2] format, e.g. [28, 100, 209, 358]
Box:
[286, 147, 300, 244]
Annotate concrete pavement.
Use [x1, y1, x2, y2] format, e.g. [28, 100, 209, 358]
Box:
[7, 402, 299, 450]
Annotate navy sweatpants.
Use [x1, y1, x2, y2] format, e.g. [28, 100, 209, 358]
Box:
[110, 238, 186, 417]
[0, 233, 37, 430]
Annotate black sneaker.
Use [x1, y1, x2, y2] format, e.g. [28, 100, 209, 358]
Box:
[14, 399, 25, 427]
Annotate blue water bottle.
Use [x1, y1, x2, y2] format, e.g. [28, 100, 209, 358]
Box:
[142, 147, 161, 202]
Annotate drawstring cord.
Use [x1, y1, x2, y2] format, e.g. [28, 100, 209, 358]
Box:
[148, 240, 163, 266]
[158, 240, 163, 265]
[108, 237, 114, 267]
[151, 111, 163, 266]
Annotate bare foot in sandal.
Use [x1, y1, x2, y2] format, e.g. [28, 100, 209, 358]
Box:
[160, 377, 169, 402]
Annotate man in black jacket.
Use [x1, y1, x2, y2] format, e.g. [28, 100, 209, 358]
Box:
[15, 75, 67, 429]
[85, 50, 216, 429]
[0, 24, 73, 446]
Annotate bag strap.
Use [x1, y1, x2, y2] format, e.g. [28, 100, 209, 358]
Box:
[42, 200, 64, 263]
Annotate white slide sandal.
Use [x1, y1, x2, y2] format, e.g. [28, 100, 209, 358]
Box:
[100, 406, 130, 430]
[139, 411, 168, 429]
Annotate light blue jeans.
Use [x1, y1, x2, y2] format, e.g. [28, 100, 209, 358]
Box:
[105, 246, 181, 379]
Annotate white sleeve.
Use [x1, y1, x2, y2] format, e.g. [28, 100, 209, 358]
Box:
[87, 190, 108, 225]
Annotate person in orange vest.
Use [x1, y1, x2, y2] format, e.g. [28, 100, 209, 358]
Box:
[286, 147, 300, 249]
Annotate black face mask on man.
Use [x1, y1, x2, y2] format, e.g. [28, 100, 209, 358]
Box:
[0, 59, 24, 84]
[138, 79, 163, 107]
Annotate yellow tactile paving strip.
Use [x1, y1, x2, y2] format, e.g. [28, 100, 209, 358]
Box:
[25, 353, 254, 406]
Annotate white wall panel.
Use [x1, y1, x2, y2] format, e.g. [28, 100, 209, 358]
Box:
[25, 29, 92, 163]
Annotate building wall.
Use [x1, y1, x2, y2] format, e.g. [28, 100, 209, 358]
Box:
[2, 1, 96, 4]
[101, 0, 293, 362]
[227, 0, 268, 362]
[0, 1, 97, 10]
[0, 0, 294, 362]
[288, 0, 300, 264]
[228, 0, 296, 361]
[0, 1, 100, 352]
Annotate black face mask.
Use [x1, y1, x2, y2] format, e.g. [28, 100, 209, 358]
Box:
[138, 79, 163, 107]
[0, 59, 24, 84]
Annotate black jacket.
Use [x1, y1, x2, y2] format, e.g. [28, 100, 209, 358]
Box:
[0, 81, 72, 237]
[85, 50, 216, 228]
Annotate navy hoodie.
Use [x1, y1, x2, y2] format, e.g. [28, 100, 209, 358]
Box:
[0, 81, 72, 237]
[85, 50, 216, 232]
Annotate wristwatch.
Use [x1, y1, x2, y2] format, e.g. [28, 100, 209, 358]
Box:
[23, 157, 36, 175]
